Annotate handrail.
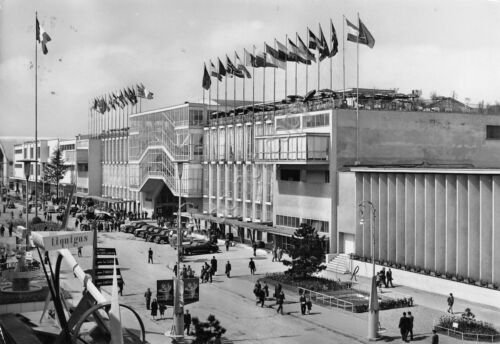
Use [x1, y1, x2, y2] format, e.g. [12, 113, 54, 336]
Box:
[298, 287, 355, 312]
[432, 319, 500, 342]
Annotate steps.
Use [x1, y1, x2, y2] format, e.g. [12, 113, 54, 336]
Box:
[326, 253, 350, 274]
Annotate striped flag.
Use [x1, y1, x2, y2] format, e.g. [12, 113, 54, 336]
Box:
[36, 18, 52, 55]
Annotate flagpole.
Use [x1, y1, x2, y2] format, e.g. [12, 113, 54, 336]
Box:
[225, 66, 228, 115]
[305, 29, 309, 93]
[356, 12, 360, 163]
[273, 40, 276, 111]
[35, 12, 39, 217]
[318, 23, 321, 92]
[252, 46, 255, 114]
[343, 15, 346, 101]
[241, 51, 246, 105]
[330, 19, 333, 91]
[295, 34, 298, 95]
[284, 36, 288, 97]
[233, 52, 236, 115]
[263, 42, 266, 105]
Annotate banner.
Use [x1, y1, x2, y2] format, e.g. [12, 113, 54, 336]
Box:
[39, 231, 94, 251]
[157, 279, 174, 306]
[183, 278, 199, 305]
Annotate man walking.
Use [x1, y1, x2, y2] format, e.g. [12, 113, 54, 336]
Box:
[387, 268, 394, 287]
[210, 256, 218, 275]
[225, 261, 231, 278]
[272, 245, 277, 262]
[447, 293, 454, 314]
[431, 329, 439, 344]
[398, 312, 409, 342]
[276, 290, 285, 315]
[248, 258, 256, 275]
[299, 292, 307, 315]
[78, 246, 82, 257]
[408, 311, 414, 341]
[184, 310, 192, 335]
[148, 248, 153, 264]
[144, 288, 152, 310]
[252, 241, 257, 256]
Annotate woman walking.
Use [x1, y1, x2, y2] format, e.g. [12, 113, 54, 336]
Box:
[151, 298, 158, 320]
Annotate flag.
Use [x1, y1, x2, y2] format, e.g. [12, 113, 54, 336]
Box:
[36, 18, 52, 55]
[308, 28, 319, 50]
[92, 98, 98, 111]
[108, 94, 116, 110]
[98, 97, 107, 114]
[109, 258, 124, 344]
[235, 52, 251, 78]
[119, 90, 128, 107]
[112, 92, 123, 109]
[137, 84, 146, 98]
[275, 40, 290, 61]
[264, 44, 286, 69]
[218, 58, 226, 77]
[318, 24, 330, 61]
[329, 19, 339, 57]
[358, 18, 375, 48]
[144, 85, 154, 99]
[209, 60, 222, 81]
[346, 18, 360, 43]
[287, 39, 312, 65]
[244, 49, 257, 68]
[126, 87, 138, 105]
[202, 63, 211, 90]
[255, 52, 276, 68]
[297, 34, 316, 62]
[226, 56, 244, 78]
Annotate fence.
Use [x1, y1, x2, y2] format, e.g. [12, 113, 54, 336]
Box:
[298, 287, 354, 312]
[433, 320, 500, 343]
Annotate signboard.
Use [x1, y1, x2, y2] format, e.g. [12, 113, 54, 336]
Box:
[95, 277, 123, 287]
[41, 231, 94, 251]
[156, 278, 199, 306]
[95, 268, 121, 276]
[96, 257, 119, 266]
[96, 247, 116, 256]
[157, 279, 174, 306]
[183, 278, 199, 305]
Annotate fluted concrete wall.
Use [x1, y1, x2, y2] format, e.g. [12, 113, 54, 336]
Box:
[355, 172, 500, 284]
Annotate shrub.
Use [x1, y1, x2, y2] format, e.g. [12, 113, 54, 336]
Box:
[437, 315, 499, 336]
[31, 216, 42, 225]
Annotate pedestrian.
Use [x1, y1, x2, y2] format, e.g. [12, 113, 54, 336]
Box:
[225, 239, 230, 251]
[187, 265, 194, 278]
[78, 246, 82, 257]
[263, 282, 269, 298]
[431, 329, 439, 344]
[253, 281, 261, 304]
[408, 311, 414, 341]
[398, 312, 409, 342]
[173, 263, 178, 277]
[272, 245, 277, 262]
[144, 288, 152, 310]
[248, 258, 256, 275]
[225, 261, 231, 278]
[274, 283, 282, 300]
[182, 264, 187, 278]
[75, 219, 79, 229]
[200, 265, 206, 283]
[8, 222, 13, 237]
[205, 262, 213, 283]
[151, 298, 158, 320]
[381, 267, 388, 288]
[277, 247, 283, 262]
[276, 290, 285, 315]
[300, 292, 307, 315]
[447, 293, 454, 314]
[0, 225, 4, 237]
[306, 296, 312, 314]
[118, 280, 124, 296]
[210, 256, 218, 274]
[159, 303, 166, 319]
[387, 268, 394, 287]
[148, 247, 153, 264]
[252, 241, 257, 256]
[44, 251, 49, 264]
[184, 310, 192, 335]
[258, 288, 265, 307]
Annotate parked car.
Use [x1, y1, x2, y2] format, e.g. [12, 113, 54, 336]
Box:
[139, 226, 162, 239]
[182, 240, 219, 255]
[134, 225, 155, 237]
[152, 230, 171, 244]
[121, 221, 148, 233]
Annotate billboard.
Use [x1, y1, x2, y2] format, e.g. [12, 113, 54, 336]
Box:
[183, 278, 199, 305]
[96, 257, 119, 266]
[96, 247, 116, 256]
[157, 279, 174, 306]
[156, 278, 199, 306]
[40, 231, 94, 251]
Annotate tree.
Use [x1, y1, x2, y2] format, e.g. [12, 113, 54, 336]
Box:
[191, 314, 226, 344]
[282, 223, 326, 279]
[43, 148, 69, 203]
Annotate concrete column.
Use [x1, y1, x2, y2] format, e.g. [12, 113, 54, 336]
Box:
[216, 164, 222, 216]
[468, 175, 480, 281]
[362, 173, 371, 258]
[479, 175, 492, 283]
[224, 164, 230, 216]
[387, 174, 397, 263]
[445, 175, 457, 274]
[242, 165, 248, 219]
[378, 174, 388, 261]
[424, 174, 436, 270]
[355, 173, 364, 256]
[492, 176, 500, 284]
[435, 174, 446, 274]
[456, 175, 468, 277]
[395, 174, 405, 263]
[370, 173, 379, 260]
[330, 109, 338, 253]
[405, 174, 415, 266]
[414, 174, 425, 268]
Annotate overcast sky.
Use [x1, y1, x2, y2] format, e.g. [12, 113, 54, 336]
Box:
[1, 0, 500, 138]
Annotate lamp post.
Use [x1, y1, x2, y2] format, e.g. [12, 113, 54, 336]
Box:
[172, 162, 184, 338]
[358, 200, 379, 340]
[20, 159, 36, 251]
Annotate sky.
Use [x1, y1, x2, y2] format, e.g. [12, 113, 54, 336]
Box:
[1, 0, 500, 138]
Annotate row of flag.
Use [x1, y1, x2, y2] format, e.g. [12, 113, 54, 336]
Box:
[202, 17, 374, 90]
[91, 84, 154, 114]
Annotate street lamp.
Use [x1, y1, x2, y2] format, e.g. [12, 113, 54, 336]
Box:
[19, 159, 36, 250]
[171, 162, 184, 338]
[358, 200, 379, 341]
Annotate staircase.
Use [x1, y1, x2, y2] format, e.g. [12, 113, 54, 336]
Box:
[326, 253, 350, 274]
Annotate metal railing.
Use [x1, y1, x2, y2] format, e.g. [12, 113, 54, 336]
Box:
[298, 287, 355, 312]
[433, 321, 500, 343]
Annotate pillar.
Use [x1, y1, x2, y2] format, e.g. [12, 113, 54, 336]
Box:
[456, 175, 468, 277]
[445, 175, 457, 274]
[479, 175, 492, 283]
[468, 175, 480, 281]
[404, 174, 415, 266]
[378, 174, 388, 261]
[424, 174, 435, 270]
[435, 174, 446, 274]
[492, 176, 500, 284]
[414, 174, 425, 268]
[387, 174, 397, 263]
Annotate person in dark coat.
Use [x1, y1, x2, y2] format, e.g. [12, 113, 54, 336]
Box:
[151, 298, 158, 320]
[257, 288, 265, 307]
[398, 312, 409, 342]
[225, 239, 230, 251]
[263, 282, 269, 298]
[159, 303, 166, 319]
[248, 258, 256, 275]
[144, 288, 152, 310]
[118, 280, 124, 296]
[431, 329, 439, 344]
[225, 261, 232, 278]
[210, 256, 218, 274]
[387, 268, 394, 287]
[276, 290, 285, 315]
[408, 311, 414, 341]
[252, 241, 257, 256]
[184, 310, 192, 335]
[447, 293, 454, 314]
[148, 248, 154, 264]
[299, 293, 307, 315]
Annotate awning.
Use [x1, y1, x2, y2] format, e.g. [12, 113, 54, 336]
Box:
[73, 194, 127, 204]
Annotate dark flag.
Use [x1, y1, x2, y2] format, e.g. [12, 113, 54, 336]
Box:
[264, 44, 286, 69]
[297, 34, 316, 62]
[318, 24, 330, 61]
[210, 60, 222, 81]
[308, 28, 319, 50]
[218, 58, 227, 77]
[329, 19, 339, 57]
[244, 49, 257, 68]
[287, 39, 312, 65]
[36, 18, 52, 55]
[119, 90, 128, 107]
[275, 40, 290, 61]
[137, 84, 146, 98]
[202, 63, 212, 90]
[226, 55, 244, 78]
[358, 18, 375, 48]
[235, 52, 251, 78]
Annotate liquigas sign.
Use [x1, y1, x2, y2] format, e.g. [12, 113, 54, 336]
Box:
[33, 231, 95, 251]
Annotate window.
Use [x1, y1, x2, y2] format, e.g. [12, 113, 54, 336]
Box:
[78, 164, 88, 172]
[325, 170, 330, 183]
[280, 169, 300, 181]
[276, 215, 300, 228]
[246, 165, 252, 200]
[15, 148, 22, 154]
[486, 125, 500, 140]
[189, 109, 204, 125]
[276, 116, 301, 131]
[302, 218, 329, 233]
[15, 163, 22, 169]
[303, 112, 330, 128]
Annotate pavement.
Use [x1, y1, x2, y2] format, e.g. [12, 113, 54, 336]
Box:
[2, 209, 500, 343]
